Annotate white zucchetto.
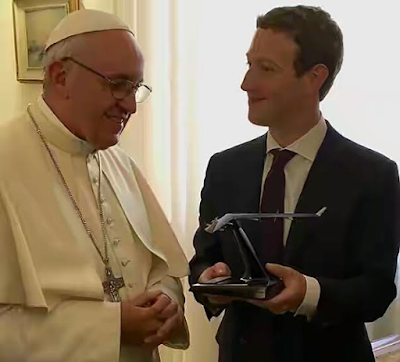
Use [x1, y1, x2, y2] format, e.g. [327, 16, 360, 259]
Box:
[45, 9, 134, 51]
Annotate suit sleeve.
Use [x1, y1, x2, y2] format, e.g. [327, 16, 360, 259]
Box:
[0, 301, 121, 362]
[189, 155, 227, 318]
[313, 160, 400, 326]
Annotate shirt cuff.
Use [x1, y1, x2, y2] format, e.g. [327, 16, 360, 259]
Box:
[294, 275, 321, 321]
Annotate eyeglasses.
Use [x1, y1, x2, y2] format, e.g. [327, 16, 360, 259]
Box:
[63, 57, 152, 103]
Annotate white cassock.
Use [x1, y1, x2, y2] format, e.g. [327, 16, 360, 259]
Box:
[0, 96, 190, 362]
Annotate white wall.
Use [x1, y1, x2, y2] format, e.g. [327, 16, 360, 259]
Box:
[82, 0, 113, 13]
[0, 0, 42, 122]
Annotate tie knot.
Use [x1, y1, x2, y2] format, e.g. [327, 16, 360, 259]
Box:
[269, 149, 296, 170]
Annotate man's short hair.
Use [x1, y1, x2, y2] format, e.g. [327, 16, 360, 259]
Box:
[257, 5, 343, 101]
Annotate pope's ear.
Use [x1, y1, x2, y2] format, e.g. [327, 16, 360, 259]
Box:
[46, 60, 69, 98]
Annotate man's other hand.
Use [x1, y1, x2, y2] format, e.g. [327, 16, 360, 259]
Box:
[248, 263, 306, 314]
[198, 262, 234, 305]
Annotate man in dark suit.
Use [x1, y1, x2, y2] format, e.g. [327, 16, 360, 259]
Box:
[189, 5, 400, 362]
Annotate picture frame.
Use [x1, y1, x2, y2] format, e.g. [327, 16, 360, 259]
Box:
[13, 0, 80, 82]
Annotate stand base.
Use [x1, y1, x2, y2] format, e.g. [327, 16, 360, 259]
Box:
[190, 276, 283, 300]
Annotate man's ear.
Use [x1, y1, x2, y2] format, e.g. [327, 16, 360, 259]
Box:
[309, 63, 329, 93]
[47, 61, 69, 98]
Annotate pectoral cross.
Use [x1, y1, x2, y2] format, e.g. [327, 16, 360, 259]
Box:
[102, 266, 125, 302]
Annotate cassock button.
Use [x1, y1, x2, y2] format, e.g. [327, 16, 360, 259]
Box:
[107, 217, 114, 225]
[127, 282, 133, 288]
[121, 259, 131, 267]
[92, 176, 99, 184]
[100, 195, 106, 204]
[113, 238, 121, 246]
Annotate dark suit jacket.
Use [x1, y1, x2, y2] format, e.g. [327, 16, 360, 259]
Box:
[189, 124, 400, 362]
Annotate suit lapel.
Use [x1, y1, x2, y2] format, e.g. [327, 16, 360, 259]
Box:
[230, 134, 268, 262]
[231, 134, 267, 214]
[284, 124, 343, 264]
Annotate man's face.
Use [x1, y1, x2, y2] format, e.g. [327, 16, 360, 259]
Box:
[241, 28, 312, 128]
[65, 30, 144, 150]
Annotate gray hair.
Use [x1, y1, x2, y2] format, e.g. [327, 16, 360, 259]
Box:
[42, 35, 83, 90]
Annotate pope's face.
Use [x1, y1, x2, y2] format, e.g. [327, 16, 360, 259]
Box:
[65, 30, 144, 150]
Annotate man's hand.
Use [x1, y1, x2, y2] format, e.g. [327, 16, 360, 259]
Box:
[248, 263, 306, 314]
[120, 291, 171, 346]
[198, 262, 232, 283]
[199, 262, 235, 305]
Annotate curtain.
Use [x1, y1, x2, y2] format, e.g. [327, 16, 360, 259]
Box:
[118, 2, 225, 361]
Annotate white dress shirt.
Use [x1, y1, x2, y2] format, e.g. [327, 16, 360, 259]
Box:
[262, 116, 327, 319]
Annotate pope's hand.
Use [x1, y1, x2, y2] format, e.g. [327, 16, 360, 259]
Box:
[247, 263, 306, 314]
[120, 290, 171, 347]
[142, 294, 185, 347]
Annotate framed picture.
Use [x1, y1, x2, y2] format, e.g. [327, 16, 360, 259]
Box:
[13, 0, 80, 82]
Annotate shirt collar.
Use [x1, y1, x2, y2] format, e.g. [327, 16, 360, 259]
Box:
[30, 96, 95, 156]
[266, 115, 327, 162]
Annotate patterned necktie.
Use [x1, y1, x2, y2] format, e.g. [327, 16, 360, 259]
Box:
[260, 149, 296, 264]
